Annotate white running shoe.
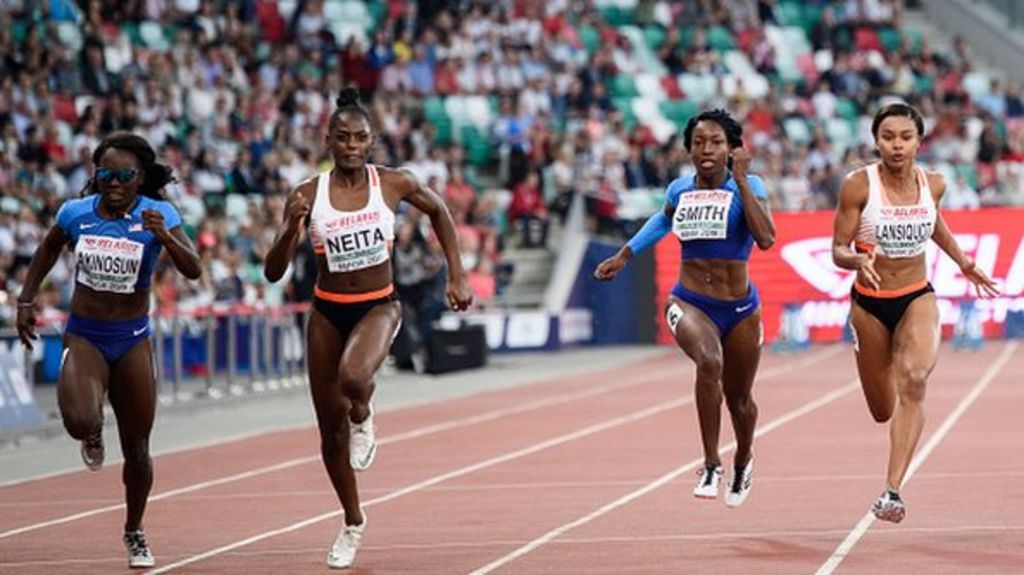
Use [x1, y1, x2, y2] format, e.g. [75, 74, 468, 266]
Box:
[327, 513, 367, 569]
[871, 489, 906, 523]
[123, 530, 155, 568]
[725, 459, 754, 508]
[80, 431, 104, 471]
[693, 464, 723, 499]
[349, 405, 377, 471]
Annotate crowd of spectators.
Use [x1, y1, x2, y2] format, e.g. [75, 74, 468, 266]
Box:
[2, 0, 1024, 334]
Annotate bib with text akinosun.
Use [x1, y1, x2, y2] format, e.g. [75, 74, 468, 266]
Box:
[75, 235, 145, 294]
[672, 190, 733, 241]
[321, 212, 390, 273]
[875, 205, 934, 258]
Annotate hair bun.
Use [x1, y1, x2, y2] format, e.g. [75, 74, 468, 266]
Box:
[336, 87, 360, 108]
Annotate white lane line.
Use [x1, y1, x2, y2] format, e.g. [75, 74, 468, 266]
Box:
[0, 364, 690, 541]
[468, 378, 862, 575]
[815, 341, 1019, 575]
[144, 395, 695, 574]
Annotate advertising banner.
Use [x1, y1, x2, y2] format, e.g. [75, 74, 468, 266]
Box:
[655, 208, 1024, 344]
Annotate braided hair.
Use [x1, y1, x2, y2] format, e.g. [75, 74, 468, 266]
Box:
[329, 86, 372, 129]
[86, 131, 174, 199]
[682, 109, 744, 169]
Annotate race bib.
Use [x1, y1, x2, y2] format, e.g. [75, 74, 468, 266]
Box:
[672, 190, 733, 241]
[75, 235, 145, 294]
[875, 206, 934, 258]
[322, 224, 390, 273]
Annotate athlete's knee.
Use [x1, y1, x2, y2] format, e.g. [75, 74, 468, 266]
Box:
[62, 412, 102, 440]
[694, 352, 723, 383]
[338, 365, 372, 398]
[122, 442, 152, 471]
[894, 362, 929, 404]
[725, 390, 755, 414]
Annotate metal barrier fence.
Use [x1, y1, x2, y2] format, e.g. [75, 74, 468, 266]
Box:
[0, 303, 311, 402]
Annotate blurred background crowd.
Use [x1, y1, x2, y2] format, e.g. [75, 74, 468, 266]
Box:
[2, 0, 1024, 336]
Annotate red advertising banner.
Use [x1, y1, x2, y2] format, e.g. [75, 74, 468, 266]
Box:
[655, 208, 1024, 344]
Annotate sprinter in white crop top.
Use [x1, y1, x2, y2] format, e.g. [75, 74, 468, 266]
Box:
[263, 88, 473, 570]
[831, 103, 999, 525]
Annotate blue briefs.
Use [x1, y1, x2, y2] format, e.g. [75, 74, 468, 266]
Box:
[670, 282, 760, 338]
[65, 314, 151, 364]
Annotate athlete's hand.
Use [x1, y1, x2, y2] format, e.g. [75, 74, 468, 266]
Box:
[446, 273, 474, 311]
[594, 253, 627, 281]
[15, 304, 38, 350]
[285, 193, 311, 231]
[961, 258, 1001, 297]
[142, 209, 171, 243]
[857, 251, 881, 291]
[731, 147, 751, 180]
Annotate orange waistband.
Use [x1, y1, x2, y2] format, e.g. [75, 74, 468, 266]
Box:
[853, 278, 928, 299]
[314, 284, 395, 304]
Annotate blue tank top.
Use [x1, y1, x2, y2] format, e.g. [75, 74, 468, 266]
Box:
[55, 195, 183, 293]
[665, 172, 767, 261]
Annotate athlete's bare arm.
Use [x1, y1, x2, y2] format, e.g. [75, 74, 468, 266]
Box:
[15, 225, 70, 348]
[926, 171, 1000, 297]
[264, 180, 316, 283]
[732, 148, 775, 250]
[832, 169, 881, 290]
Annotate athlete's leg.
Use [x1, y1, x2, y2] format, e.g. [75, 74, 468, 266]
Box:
[886, 293, 940, 491]
[720, 309, 763, 469]
[57, 334, 110, 441]
[339, 302, 401, 424]
[307, 310, 363, 526]
[667, 295, 725, 468]
[108, 339, 158, 532]
[850, 302, 896, 422]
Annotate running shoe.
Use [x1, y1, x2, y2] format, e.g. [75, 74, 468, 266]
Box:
[693, 464, 723, 499]
[80, 431, 104, 471]
[871, 489, 906, 523]
[725, 458, 754, 508]
[349, 405, 377, 471]
[327, 512, 367, 569]
[123, 530, 155, 568]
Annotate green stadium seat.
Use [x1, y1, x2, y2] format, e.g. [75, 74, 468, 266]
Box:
[835, 98, 860, 122]
[611, 75, 639, 99]
[643, 26, 666, 51]
[878, 27, 903, 53]
[707, 26, 735, 52]
[602, 7, 635, 27]
[579, 26, 600, 56]
[460, 126, 492, 167]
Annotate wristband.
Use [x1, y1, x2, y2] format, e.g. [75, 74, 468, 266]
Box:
[17, 301, 35, 308]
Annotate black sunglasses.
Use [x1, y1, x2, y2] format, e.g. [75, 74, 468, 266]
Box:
[95, 168, 140, 184]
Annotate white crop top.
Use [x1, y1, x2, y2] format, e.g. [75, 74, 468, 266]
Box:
[308, 165, 395, 273]
[855, 163, 936, 259]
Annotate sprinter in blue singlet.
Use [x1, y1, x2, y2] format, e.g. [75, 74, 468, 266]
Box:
[595, 109, 776, 508]
[15, 132, 201, 568]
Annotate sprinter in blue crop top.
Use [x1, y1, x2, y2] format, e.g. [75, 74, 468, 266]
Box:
[15, 132, 201, 568]
[595, 109, 775, 509]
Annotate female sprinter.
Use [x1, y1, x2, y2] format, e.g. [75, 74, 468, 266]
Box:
[16, 132, 202, 568]
[832, 102, 999, 522]
[263, 87, 473, 569]
[595, 109, 775, 508]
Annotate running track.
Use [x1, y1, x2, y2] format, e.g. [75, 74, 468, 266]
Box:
[1, 342, 1021, 574]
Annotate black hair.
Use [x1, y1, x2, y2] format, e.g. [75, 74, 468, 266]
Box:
[682, 109, 744, 168]
[871, 102, 924, 138]
[85, 131, 173, 199]
[329, 86, 372, 129]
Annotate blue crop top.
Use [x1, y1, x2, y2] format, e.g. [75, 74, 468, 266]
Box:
[665, 172, 766, 261]
[55, 195, 182, 293]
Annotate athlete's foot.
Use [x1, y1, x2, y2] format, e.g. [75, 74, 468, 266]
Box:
[725, 458, 754, 508]
[693, 464, 723, 499]
[349, 404, 377, 471]
[871, 489, 906, 523]
[327, 512, 367, 569]
[80, 431, 104, 471]
[123, 530, 155, 568]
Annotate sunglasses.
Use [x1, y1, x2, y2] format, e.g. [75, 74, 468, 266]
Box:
[95, 168, 140, 184]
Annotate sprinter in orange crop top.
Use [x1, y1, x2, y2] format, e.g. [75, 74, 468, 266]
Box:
[832, 103, 999, 524]
[264, 88, 473, 569]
